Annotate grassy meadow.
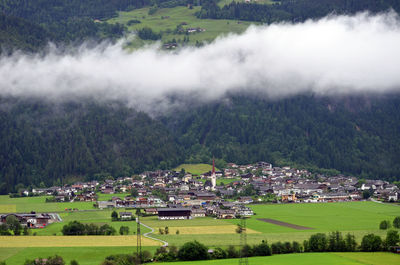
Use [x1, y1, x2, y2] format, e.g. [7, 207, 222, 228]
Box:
[162, 252, 400, 265]
[1, 246, 157, 265]
[1, 196, 400, 264]
[174, 163, 219, 176]
[108, 6, 254, 46]
[147, 201, 400, 246]
[0, 195, 95, 213]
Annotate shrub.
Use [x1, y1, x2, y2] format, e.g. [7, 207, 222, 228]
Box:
[380, 220, 392, 230]
[393, 216, 400, 229]
[253, 241, 272, 256]
[385, 230, 400, 247]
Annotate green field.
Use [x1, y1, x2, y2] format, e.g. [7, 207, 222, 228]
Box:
[1, 246, 157, 265]
[147, 202, 400, 246]
[108, 6, 254, 46]
[218, 0, 275, 7]
[174, 163, 220, 176]
[96, 192, 131, 201]
[163, 252, 400, 265]
[0, 195, 95, 213]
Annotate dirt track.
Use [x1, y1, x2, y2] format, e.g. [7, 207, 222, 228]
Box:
[257, 218, 313, 230]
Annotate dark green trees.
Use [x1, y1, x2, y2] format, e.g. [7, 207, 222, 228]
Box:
[177, 241, 209, 261]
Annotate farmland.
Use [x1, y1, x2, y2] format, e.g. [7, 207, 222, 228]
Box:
[0, 195, 95, 213]
[147, 201, 399, 246]
[174, 163, 219, 176]
[107, 6, 254, 47]
[164, 252, 400, 265]
[1, 200, 399, 264]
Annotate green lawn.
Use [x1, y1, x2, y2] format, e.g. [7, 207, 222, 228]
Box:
[2, 246, 158, 265]
[173, 163, 220, 176]
[108, 6, 254, 46]
[161, 252, 400, 265]
[0, 195, 95, 213]
[96, 192, 131, 201]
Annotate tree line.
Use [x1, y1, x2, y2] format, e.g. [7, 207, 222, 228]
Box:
[196, 0, 400, 23]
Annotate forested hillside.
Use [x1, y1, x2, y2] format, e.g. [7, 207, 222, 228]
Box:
[0, 99, 182, 194]
[166, 96, 400, 181]
[197, 0, 400, 22]
[1, 95, 400, 194]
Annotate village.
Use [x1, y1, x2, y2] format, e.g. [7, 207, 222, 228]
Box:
[3, 160, 399, 227]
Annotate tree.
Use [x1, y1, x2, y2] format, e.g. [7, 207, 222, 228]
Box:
[111, 211, 118, 221]
[62, 221, 86, 235]
[393, 216, 400, 229]
[361, 234, 382, 251]
[227, 245, 238, 258]
[70, 260, 79, 265]
[385, 230, 399, 247]
[380, 220, 391, 230]
[23, 226, 30, 235]
[119, 226, 129, 235]
[345, 233, 357, 252]
[6, 215, 22, 235]
[210, 247, 227, 259]
[177, 241, 208, 261]
[308, 233, 328, 252]
[165, 226, 169, 235]
[252, 241, 272, 256]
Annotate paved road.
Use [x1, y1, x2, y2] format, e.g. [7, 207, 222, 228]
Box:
[139, 221, 169, 247]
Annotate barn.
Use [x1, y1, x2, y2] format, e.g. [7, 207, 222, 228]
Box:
[157, 208, 192, 220]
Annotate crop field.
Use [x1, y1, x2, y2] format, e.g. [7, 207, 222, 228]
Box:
[0, 235, 160, 247]
[1, 246, 157, 265]
[0, 195, 95, 213]
[108, 6, 254, 46]
[164, 252, 400, 265]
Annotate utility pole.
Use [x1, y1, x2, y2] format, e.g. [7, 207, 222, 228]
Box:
[239, 217, 249, 265]
[136, 208, 142, 265]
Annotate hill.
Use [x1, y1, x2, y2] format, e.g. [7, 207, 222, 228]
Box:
[1, 95, 400, 193]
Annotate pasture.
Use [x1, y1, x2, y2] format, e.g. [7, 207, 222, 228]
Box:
[0, 195, 95, 213]
[163, 252, 400, 265]
[1, 246, 157, 265]
[108, 6, 254, 46]
[145, 202, 399, 246]
[174, 163, 219, 176]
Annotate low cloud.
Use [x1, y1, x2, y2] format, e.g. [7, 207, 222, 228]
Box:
[1, 12, 400, 113]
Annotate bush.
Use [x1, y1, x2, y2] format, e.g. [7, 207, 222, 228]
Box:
[119, 226, 129, 235]
[226, 245, 238, 258]
[380, 220, 392, 230]
[361, 234, 382, 251]
[177, 241, 208, 261]
[211, 247, 227, 259]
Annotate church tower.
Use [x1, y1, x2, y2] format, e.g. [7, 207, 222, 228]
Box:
[211, 158, 216, 190]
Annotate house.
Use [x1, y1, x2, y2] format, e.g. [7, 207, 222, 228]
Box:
[237, 196, 253, 204]
[191, 209, 206, 218]
[157, 208, 192, 220]
[216, 209, 236, 219]
[98, 201, 116, 209]
[145, 208, 158, 215]
[119, 212, 133, 220]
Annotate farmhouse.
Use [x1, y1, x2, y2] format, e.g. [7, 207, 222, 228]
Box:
[119, 212, 133, 220]
[157, 208, 192, 220]
[0, 213, 52, 228]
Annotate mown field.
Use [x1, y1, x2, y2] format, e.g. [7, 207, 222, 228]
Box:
[0, 195, 95, 213]
[163, 252, 400, 265]
[1, 246, 157, 265]
[174, 163, 219, 176]
[108, 6, 254, 46]
[148, 202, 400, 246]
